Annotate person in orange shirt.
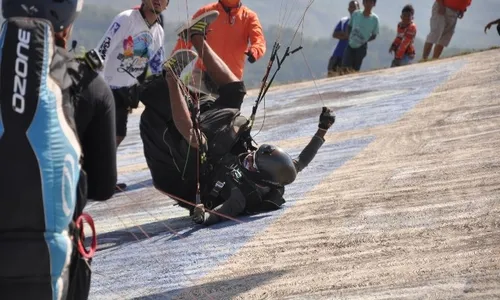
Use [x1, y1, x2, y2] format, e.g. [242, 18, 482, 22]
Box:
[389, 4, 417, 67]
[422, 0, 472, 60]
[172, 0, 266, 96]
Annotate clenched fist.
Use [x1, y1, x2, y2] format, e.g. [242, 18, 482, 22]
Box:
[318, 107, 335, 130]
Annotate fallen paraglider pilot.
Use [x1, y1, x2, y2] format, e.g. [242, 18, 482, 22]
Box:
[135, 10, 336, 226]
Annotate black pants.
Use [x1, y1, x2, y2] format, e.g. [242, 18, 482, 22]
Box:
[139, 81, 247, 209]
[0, 234, 70, 300]
[341, 44, 367, 71]
[112, 88, 130, 138]
[327, 56, 343, 73]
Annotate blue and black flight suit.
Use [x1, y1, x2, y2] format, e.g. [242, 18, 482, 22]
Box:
[0, 18, 116, 300]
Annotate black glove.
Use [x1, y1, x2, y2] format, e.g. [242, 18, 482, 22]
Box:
[245, 51, 256, 64]
[497, 23, 500, 36]
[192, 204, 205, 224]
[319, 107, 335, 130]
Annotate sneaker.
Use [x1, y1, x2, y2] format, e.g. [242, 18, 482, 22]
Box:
[175, 10, 220, 42]
[162, 49, 198, 78]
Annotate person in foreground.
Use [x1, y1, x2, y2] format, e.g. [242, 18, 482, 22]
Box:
[0, 0, 117, 299]
[156, 10, 336, 226]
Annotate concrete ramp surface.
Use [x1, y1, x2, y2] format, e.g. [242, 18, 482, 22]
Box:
[88, 50, 500, 299]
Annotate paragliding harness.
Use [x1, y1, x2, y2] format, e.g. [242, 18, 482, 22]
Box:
[193, 107, 286, 214]
[200, 152, 287, 214]
[188, 41, 302, 217]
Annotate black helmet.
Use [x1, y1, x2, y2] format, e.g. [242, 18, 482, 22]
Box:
[2, 0, 83, 33]
[253, 144, 297, 187]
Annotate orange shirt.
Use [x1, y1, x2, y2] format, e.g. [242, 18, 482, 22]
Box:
[172, 2, 266, 79]
[391, 22, 417, 59]
[438, 0, 472, 12]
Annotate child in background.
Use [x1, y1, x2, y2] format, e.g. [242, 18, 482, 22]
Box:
[328, 1, 360, 77]
[342, 0, 379, 72]
[389, 4, 417, 67]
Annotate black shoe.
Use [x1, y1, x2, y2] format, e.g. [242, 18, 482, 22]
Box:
[115, 183, 127, 193]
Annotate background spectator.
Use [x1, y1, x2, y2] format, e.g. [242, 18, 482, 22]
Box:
[422, 0, 472, 60]
[327, 1, 360, 77]
[389, 4, 417, 67]
[342, 0, 380, 72]
[173, 0, 266, 96]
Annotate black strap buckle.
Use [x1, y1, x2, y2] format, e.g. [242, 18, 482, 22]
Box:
[230, 167, 243, 182]
[210, 181, 225, 197]
[83, 49, 104, 72]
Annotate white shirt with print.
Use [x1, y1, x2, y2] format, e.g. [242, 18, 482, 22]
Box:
[95, 9, 165, 88]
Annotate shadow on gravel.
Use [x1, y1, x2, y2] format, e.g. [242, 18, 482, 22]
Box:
[132, 269, 289, 300]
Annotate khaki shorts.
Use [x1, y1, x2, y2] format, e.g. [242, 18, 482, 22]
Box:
[426, 1, 459, 47]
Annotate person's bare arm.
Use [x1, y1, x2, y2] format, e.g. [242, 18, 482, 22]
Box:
[332, 20, 348, 40]
[165, 74, 205, 148]
[333, 31, 349, 40]
[368, 17, 380, 42]
[485, 19, 500, 33]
